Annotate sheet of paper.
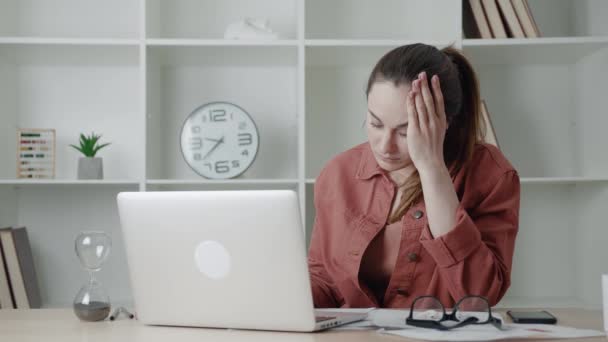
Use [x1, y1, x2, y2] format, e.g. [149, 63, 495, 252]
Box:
[324, 309, 504, 331]
[380, 323, 605, 341]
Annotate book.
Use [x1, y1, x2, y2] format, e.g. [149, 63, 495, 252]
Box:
[511, 0, 541, 38]
[0, 227, 16, 309]
[0, 227, 41, 309]
[481, 0, 507, 38]
[497, 0, 525, 38]
[464, 0, 493, 39]
[480, 100, 500, 148]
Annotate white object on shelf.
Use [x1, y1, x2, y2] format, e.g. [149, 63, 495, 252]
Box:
[603, 274, 608, 331]
[224, 18, 279, 40]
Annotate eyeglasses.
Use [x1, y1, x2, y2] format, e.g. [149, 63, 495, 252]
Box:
[406, 295, 502, 331]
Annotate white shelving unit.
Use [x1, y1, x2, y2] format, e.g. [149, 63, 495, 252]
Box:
[0, 0, 606, 309]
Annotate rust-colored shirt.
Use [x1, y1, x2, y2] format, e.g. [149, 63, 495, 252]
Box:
[308, 142, 520, 308]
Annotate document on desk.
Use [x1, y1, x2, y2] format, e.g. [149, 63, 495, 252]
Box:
[319, 309, 604, 340]
[380, 323, 605, 341]
[320, 309, 502, 331]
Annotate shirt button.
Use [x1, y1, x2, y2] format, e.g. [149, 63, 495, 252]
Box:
[413, 210, 424, 219]
[407, 252, 419, 262]
[396, 288, 410, 297]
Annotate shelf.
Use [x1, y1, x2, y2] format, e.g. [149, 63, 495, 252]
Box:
[304, 177, 608, 185]
[146, 179, 299, 191]
[463, 37, 608, 64]
[304, 39, 455, 47]
[521, 177, 608, 184]
[0, 179, 140, 186]
[146, 179, 299, 185]
[0, 37, 140, 46]
[146, 39, 298, 47]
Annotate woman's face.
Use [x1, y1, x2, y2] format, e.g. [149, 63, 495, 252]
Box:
[366, 81, 413, 172]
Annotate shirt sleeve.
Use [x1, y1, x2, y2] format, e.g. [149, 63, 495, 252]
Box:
[307, 171, 344, 308]
[419, 170, 520, 306]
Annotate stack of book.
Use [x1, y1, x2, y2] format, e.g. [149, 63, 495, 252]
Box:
[464, 0, 541, 39]
[0, 226, 42, 309]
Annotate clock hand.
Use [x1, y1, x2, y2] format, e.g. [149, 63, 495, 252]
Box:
[204, 137, 221, 143]
[202, 136, 225, 160]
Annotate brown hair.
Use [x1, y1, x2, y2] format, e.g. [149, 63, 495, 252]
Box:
[365, 43, 484, 223]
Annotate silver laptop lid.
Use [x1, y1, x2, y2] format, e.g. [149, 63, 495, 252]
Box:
[117, 190, 317, 331]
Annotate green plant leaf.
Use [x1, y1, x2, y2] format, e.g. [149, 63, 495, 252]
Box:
[69, 144, 84, 154]
[73, 132, 110, 157]
[92, 142, 111, 156]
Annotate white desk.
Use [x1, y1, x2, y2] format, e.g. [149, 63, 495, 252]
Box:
[0, 308, 605, 341]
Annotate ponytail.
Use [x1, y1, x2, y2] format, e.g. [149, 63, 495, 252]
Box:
[441, 46, 483, 174]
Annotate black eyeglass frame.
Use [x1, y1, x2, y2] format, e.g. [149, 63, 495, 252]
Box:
[405, 295, 502, 331]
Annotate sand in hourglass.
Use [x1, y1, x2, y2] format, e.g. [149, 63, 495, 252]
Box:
[73, 301, 111, 321]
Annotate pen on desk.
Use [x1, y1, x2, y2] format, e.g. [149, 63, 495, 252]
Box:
[108, 307, 135, 321]
[120, 307, 135, 319]
[109, 308, 121, 321]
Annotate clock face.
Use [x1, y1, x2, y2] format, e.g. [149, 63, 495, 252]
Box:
[180, 102, 259, 179]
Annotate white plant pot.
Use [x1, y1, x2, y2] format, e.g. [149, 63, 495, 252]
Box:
[78, 157, 103, 180]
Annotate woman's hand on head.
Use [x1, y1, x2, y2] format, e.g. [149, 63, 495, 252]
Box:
[406, 71, 448, 173]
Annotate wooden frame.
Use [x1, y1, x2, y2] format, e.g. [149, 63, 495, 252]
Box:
[16, 128, 56, 179]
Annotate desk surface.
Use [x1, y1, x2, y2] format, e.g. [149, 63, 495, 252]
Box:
[0, 308, 605, 342]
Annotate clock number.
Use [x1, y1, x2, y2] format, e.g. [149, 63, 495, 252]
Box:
[238, 133, 252, 146]
[241, 150, 249, 157]
[193, 153, 202, 161]
[210, 109, 227, 122]
[204, 162, 212, 171]
[190, 137, 202, 150]
[215, 161, 230, 174]
[232, 160, 240, 168]
[191, 125, 201, 133]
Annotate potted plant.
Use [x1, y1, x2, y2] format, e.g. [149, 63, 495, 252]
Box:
[70, 132, 111, 180]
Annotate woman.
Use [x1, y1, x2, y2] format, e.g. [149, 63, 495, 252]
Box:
[308, 43, 520, 309]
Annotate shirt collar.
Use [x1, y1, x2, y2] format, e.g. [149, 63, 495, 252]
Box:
[356, 143, 386, 180]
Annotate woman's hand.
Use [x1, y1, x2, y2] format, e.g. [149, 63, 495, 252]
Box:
[407, 71, 459, 238]
[406, 71, 448, 173]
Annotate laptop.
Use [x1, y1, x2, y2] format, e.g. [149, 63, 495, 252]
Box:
[116, 190, 367, 332]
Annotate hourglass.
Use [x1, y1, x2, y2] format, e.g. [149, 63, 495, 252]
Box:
[73, 231, 112, 322]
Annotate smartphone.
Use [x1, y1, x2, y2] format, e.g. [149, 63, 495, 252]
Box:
[506, 310, 557, 324]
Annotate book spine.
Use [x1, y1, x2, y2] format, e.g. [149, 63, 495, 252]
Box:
[13, 227, 42, 308]
[470, 0, 493, 39]
[511, 0, 537, 38]
[0, 229, 17, 309]
[497, 0, 525, 38]
[481, 0, 507, 38]
[0, 229, 29, 308]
